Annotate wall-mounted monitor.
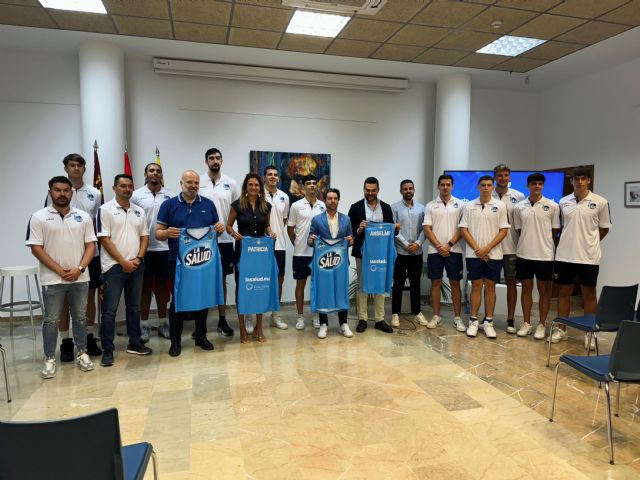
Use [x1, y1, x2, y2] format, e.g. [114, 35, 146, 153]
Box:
[443, 170, 566, 203]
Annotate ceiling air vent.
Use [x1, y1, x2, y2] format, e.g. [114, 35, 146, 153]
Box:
[282, 0, 387, 16]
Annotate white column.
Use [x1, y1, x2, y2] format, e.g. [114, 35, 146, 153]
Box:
[433, 73, 471, 196]
[78, 41, 126, 194]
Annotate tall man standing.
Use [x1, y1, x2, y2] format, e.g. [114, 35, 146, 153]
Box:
[390, 179, 426, 328]
[97, 174, 151, 367]
[287, 174, 326, 330]
[423, 174, 465, 331]
[348, 177, 396, 334]
[27, 176, 96, 378]
[513, 173, 560, 340]
[492, 164, 525, 334]
[552, 166, 611, 346]
[459, 176, 509, 339]
[131, 163, 175, 341]
[199, 147, 239, 337]
[264, 165, 290, 330]
[48, 154, 102, 361]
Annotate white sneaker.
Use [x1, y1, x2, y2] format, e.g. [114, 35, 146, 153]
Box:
[484, 321, 497, 339]
[426, 315, 441, 329]
[506, 322, 517, 334]
[454, 316, 466, 332]
[313, 317, 320, 329]
[466, 320, 479, 337]
[584, 333, 597, 351]
[270, 313, 288, 330]
[339, 324, 354, 338]
[415, 312, 428, 326]
[391, 314, 400, 327]
[76, 352, 94, 372]
[516, 323, 532, 337]
[41, 358, 56, 379]
[548, 327, 567, 343]
[317, 325, 328, 339]
[295, 317, 305, 330]
[534, 323, 546, 340]
[245, 316, 254, 335]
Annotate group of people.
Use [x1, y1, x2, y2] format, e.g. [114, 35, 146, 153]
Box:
[26, 149, 611, 379]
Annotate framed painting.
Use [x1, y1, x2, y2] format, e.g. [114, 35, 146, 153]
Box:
[624, 181, 640, 208]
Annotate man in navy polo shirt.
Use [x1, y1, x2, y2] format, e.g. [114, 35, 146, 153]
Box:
[156, 170, 225, 357]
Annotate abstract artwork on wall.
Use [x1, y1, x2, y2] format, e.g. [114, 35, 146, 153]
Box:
[250, 150, 331, 202]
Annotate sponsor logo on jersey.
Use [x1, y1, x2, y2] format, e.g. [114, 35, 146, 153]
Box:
[87, 193, 95, 201]
[223, 183, 230, 190]
[369, 259, 386, 264]
[134, 210, 141, 217]
[185, 246, 212, 266]
[588, 202, 596, 209]
[74, 215, 83, 222]
[542, 205, 550, 211]
[245, 276, 270, 282]
[453, 202, 459, 208]
[318, 251, 342, 269]
[491, 206, 498, 212]
[510, 197, 517, 204]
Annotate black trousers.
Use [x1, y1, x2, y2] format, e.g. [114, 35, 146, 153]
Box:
[319, 310, 348, 325]
[168, 260, 208, 341]
[391, 254, 422, 315]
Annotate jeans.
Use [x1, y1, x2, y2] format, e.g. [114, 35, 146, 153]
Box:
[100, 264, 144, 353]
[41, 282, 89, 359]
[391, 254, 422, 315]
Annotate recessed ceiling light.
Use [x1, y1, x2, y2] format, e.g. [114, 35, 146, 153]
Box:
[477, 35, 546, 56]
[286, 10, 350, 38]
[38, 0, 107, 14]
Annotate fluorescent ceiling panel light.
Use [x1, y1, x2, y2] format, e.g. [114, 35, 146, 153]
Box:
[38, 0, 107, 14]
[477, 35, 546, 56]
[286, 10, 350, 38]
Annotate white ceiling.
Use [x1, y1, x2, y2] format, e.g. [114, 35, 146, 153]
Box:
[0, 23, 638, 91]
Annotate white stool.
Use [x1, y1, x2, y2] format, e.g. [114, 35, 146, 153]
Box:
[0, 343, 9, 402]
[0, 266, 43, 339]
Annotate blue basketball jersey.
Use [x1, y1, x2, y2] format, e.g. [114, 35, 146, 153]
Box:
[237, 236, 280, 315]
[361, 222, 397, 294]
[174, 226, 224, 312]
[311, 238, 350, 313]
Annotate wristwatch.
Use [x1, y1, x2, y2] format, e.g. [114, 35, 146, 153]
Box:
[136, 256, 144, 263]
[78, 265, 86, 273]
[448, 241, 454, 247]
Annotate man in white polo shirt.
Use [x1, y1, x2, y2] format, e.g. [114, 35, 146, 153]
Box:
[459, 175, 509, 339]
[97, 174, 151, 367]
[423, 174, 465, 332]
[199, 147, 239, 337]
[264, 165, 290, 330]
[27, 176, 96, 378]
[492, 164, 525, 334]
[513, 173, 561, 340]
[552, 166, 611, 346]
[287, 174, 326, 330]
[131, 163, 175, 341]
[46, 153, 103, 362]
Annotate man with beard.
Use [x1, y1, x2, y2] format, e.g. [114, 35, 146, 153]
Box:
[390, 179, 426, 328]
[131, 163, 175, 341]
[97, 174, 151, 366]
[27, 176, 96, 378]
[199, 148, 239, 337]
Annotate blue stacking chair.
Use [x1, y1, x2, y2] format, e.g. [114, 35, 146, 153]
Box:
[549, 320, 640, 464]
[0, 408, 158, 479]
[546, 284, 638, 367]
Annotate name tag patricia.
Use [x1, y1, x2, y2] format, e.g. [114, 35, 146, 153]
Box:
[247, 246, 268, 252]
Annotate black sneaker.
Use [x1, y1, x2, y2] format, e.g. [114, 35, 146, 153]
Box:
[217, 318, 234, 336]
[86, 334, 102, 356]
[100, 351, 114, 367]
[356, 320, 368, 333]
[169, 340, 181, 357]
[374, 321, 393, 333]
[60, 338, 74, 363]
[194, 335, 214, 351]
[126, 344, 152, 355]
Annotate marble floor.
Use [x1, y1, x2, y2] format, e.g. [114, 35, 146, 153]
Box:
[1, 301, 639, 479]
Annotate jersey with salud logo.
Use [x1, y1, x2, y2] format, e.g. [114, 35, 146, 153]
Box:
[423, 196, 464, 255]
[311, 238, 350, 313]
[361, 223, 397, 294]
[459, 198, 510, 260]
[265, 187, 290, 251]
[287, 198, 326, 257]
[199, 173, 239, 244]
[237, 236, 279, 315]
[174, 227, 224, 312]
[131, 185, 175, 252]
[513, 196, 560, 261]
[555, 191, 611, 265]
[25, 206, 97, 286]
[492, 188, 525, 255]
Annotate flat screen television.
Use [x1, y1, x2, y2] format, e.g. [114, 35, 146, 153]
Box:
[442, 170, 566, 204]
